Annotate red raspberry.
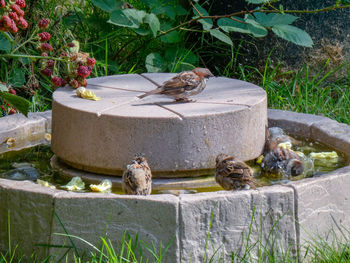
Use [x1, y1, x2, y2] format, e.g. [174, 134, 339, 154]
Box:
[47, 59, 54, 67]
[1, 16, 12, 28]
[1, 105, 4, 111]
[17, 16, 27, 29]
[52, 76, 65, 87]
[77, 65, 91, 78]
[67, 42, 75, 47]
[8, 108, 17, 115]
[40, 43, 53, 52]
[15, 0, 26, 8]
[9, 12, 19, 22]
[11, 4, 24, 17]
[9, 89, 16, 95]
[87, 58, 96, 66]
[41, 68, 52, 77]
[38, 32, 50, 42]
[69, 79, 79, 89]
[38, 18, 49, 29]
[0, 0, 5, 8]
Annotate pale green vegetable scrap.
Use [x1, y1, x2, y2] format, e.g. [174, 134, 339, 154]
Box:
[90, 179, 112, 193]
[61, 176, 85, 191]
[37, 179, 56, 189]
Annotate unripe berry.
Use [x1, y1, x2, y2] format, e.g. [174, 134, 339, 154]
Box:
[15, 0, 26, 8]
[78, 77, 87, 87]
[1, 16, 12, 28]
[67, 42, 75, 47]
[87, 58, 96, 66]
[17, 16, 28, 29]
[41, 68, 52, 77]
[60, 51, 68, 57]
[11, 4, 24, 17]
[40, 43, 53, 51]
[52, 76, 65, 87]
[77, 65, 91, 78]
[8, 108, 17, 115]
[9, 12, 19, 22]
[47, 59, 54, 67]
[69, 79, 79, 89]
[38, 18, 49, 29]
[9, 20, 18, 33]
[9, 89, 16, 95]
[41, 52, 48, 57]
[38, 32, 50, 42]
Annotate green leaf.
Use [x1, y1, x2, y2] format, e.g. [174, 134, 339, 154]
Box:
[0, 83, 8, 92]
[254, 12, 298, 27]
[0, 92, 30, 117]
[193, 3, 212, 30]
[108, 9, 146, 28]
[217, 17, 250, 34]
[272, 24, 313, 47]
[174, 5, 187, 16]
[209, 29, 233, 46]
[153, 5, 176, 20]
[245, 15, 268, 37]
[0, 33, 11, 52]
[9, 69, 25, 88]
[144, 13, 160, 37]
[145, 53, 167, 73]
[133, 27, 151, 36]
[245, 0, 268, 3]
[160, 23, 181, 43]
[90, 0, 122, 12]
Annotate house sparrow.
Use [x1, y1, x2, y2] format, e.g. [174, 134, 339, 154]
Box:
[138, 68, 214, 102]
[122, 154, 152, 195]
[262, 128, 304, 177]
[215, 154, 258, 191]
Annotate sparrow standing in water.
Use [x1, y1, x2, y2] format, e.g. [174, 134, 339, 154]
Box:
[122, 154, 152, 195]
[262, 128, 304, 177]
[215, 154, 258, 190]
[138, 68, 214, 102]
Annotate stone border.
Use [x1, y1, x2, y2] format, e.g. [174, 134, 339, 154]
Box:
[0, 110, 350, 262]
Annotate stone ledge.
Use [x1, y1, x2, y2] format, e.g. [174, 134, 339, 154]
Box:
[0, 110, 350, 262]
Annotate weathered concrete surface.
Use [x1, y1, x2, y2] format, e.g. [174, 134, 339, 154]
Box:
[1, 110, 350, 263]
[288, 166, 350, 250]
[52, 74, 267, 177]
[0, 179, 57, 260]
[0, 111, 51, 153]
[49, 192, 180, 262]
[179, 186, 296, 262]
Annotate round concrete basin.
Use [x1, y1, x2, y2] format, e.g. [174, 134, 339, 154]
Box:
[51, 74, 267, 177]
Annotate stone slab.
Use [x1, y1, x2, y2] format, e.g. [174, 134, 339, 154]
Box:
[288, 166, 350, 249]
[268, 109, 329, 139]
[49, 192, 180, 262]
[178, 185, 296, 262]
[52, 74, 267, 177]
[0, 179, 57, 260]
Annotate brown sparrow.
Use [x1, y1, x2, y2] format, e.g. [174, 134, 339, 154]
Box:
[122, 154, 152, 195]
[262, 128, 304, 177]
[215, 154, 258, 191]
[138, 68, 214, 102]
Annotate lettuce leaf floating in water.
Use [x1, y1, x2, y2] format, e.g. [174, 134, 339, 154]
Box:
[37, 179, 56, 189]
[61, 176, 85, 191]
[90, 179, 112, 193]
[310, 151, 339, 167]
[76, 87, 100, 101]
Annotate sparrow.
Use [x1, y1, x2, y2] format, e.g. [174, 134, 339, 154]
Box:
[261, 128, 304, 177]
[138, 68, 214, 102]
[122, 154, 152, 195]
[215, 154, 258, 191]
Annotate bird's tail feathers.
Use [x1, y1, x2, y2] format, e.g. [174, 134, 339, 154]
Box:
[137, 89, 160, 99]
